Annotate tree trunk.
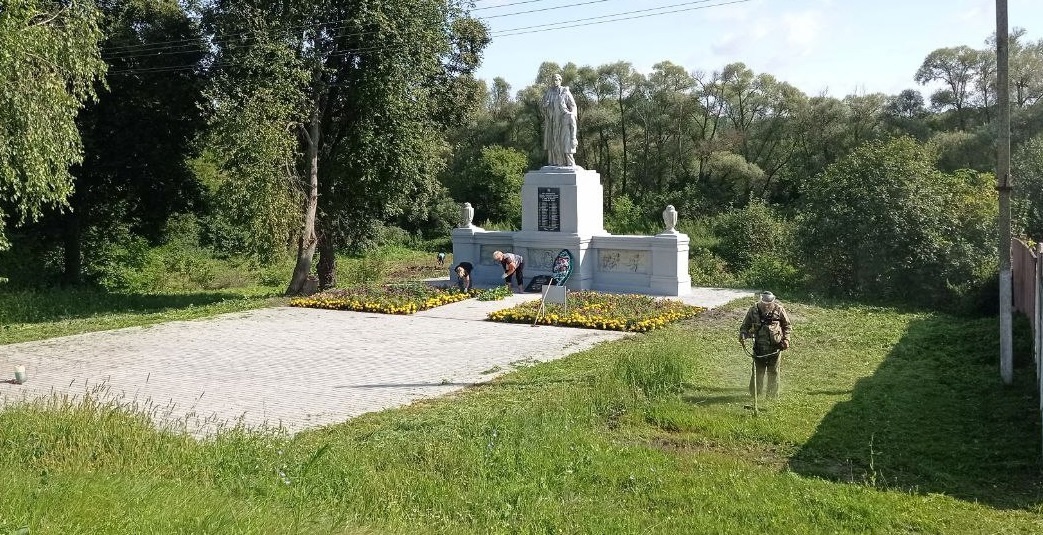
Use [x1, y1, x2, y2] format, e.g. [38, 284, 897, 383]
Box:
[62, 210, 82, 286]
[286, 106, 321, 296]
[316, 230, 336, 290]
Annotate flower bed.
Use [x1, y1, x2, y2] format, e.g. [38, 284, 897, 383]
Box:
[289, 283, 471, 314]
[476, 285, 513, 301]
[488, 291, 703, 332]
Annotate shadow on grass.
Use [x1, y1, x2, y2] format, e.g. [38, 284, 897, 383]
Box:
[0, 287, 269, 325]
[681, 385, 750, 407]
[788, 314, 1043, 510]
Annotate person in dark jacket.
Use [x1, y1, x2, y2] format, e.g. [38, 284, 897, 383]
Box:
[454, 261, 473, 292]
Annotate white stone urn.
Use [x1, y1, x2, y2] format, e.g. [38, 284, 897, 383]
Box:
[460, 202, 475, 228]
[662, 205, 678, 233]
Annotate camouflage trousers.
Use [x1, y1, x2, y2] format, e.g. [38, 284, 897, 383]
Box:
[749, 345, 781, 397]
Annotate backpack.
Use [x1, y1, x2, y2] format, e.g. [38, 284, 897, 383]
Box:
[757, 303, 784, 345]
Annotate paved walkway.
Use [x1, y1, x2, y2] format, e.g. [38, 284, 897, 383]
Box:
[0, 287, 749, 435]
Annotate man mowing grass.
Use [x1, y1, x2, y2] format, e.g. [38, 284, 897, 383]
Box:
[739, 291, 793, 401]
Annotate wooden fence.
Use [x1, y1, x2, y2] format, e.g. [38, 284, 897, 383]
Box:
[1012, 239, 1043, 460]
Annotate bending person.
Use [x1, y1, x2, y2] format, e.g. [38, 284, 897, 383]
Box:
[492, 250, 525, 293]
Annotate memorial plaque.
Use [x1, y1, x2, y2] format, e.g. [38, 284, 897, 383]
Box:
[537, 187, 561, 232]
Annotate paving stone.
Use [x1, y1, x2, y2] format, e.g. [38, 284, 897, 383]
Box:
[0, 288, 748, 435]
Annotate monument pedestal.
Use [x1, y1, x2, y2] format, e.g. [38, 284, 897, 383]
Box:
[450, 166, 692, 296]
[521, 167, 605, 236]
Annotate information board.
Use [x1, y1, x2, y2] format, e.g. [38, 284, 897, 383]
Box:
[537, 187, 561, 232]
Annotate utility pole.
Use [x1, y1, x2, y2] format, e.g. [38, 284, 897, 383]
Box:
[996, 0, 1013, 385]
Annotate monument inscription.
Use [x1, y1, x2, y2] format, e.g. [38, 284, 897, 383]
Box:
[537, 187, 561, 232]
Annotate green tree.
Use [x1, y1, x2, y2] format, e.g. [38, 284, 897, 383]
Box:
[915, 46, 980, 130]
[797, 136, 996, 306]
[205, 0, 489, 292]
[1012, 134, 1043, 240]
[0, 0, 106, 250]
[451, 145, 527, 227]
[57, 0, 209, 284]
[882, 89, 930, 140]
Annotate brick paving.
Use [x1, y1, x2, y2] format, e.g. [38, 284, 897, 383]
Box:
[0, 288, 749, 435]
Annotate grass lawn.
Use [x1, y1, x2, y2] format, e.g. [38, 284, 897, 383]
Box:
[1, 297, 1041, 533]
[0, 247, 450, 345]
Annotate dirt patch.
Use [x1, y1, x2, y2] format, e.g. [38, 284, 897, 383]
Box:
[646, 435, 794, 470]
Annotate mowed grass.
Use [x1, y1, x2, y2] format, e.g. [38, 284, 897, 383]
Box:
[0, 247, 451, 345]
[0, 286, 285, 345]
[1, 298, 1041, 533]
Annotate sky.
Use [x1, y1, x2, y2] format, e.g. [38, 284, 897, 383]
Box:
[472, 0, 1043, 98]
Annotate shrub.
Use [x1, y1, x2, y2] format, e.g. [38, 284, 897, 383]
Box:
[688, 247, 736, 287]
[605, 195, 657, 235]
[710, 201, 794, 274]
[739, 256, 803, 293]
[797, 136, 997, 308]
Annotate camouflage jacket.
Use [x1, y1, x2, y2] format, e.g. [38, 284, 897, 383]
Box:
[739, 301, 792, 350]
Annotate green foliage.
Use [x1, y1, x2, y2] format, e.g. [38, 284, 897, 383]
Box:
[687, 247, 737, 287]
[200, 87, 303, 263]
[1012, 133, 1043, 240]
[797, 136, 997, 308]
[928, 129, 994, 172]
[476, 285, 512, 301]
[449, 145, 527, 226]
[0, 0, 106, 249]
[604, 195, 657, 234]
[68, 0, 208, 251]
[81, 223, 156, 293]
[739, 255, 803, 293]
[710, 201, 794, 274]
[1, 300, 1041, 532]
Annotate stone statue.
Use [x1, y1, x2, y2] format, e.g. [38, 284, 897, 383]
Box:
[541, 73, 578, 167]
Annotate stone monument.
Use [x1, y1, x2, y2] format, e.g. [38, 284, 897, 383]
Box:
[541, 73, 578, 168]
[451, 72, 690, 295]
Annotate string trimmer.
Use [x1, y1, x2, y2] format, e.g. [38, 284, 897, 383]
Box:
[739, 337, 780, 416]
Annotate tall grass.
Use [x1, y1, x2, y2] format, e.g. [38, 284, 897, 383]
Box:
[2, 299, 1041, 533]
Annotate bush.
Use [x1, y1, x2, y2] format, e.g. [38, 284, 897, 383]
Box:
[688, 247, 736, 287]
[739, 256, 803, 293]
[797, 136, 997, 308]
[605, 195, 657, 235]
[710, 201, 794, 274]
[82, 224, 158, 293]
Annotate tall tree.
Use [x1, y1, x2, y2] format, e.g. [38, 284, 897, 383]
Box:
[915, 46, 979, 130]
[59, 0, 208, 283]
[599, 62, 643, 197]
[0, 0, 106, 250]
[206, 0, 489, 293]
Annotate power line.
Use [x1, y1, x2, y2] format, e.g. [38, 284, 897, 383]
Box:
[472, 0, 559, 11]
[480, 0, 614, 19]
[102, 0, 583, 57]
[493, 0, 748, 37]
[106, 0, 746, 76]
